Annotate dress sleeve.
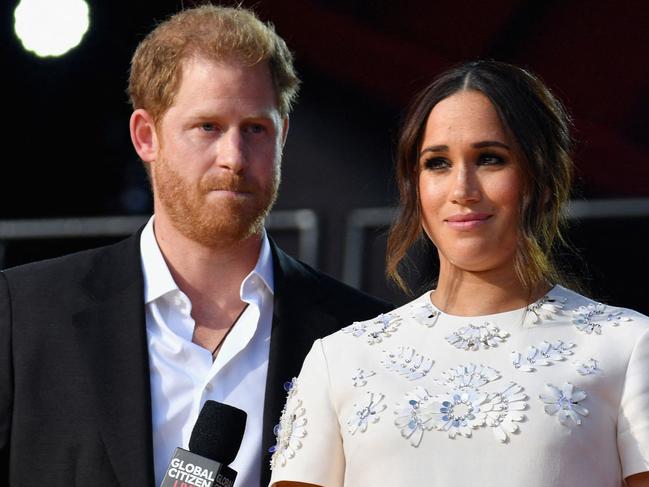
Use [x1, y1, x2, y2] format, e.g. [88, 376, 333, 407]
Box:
[618, 326, 649, 478]
[269, 339, 345, 487]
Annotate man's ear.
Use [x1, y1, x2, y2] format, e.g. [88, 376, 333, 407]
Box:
[130, 109, 159, 163]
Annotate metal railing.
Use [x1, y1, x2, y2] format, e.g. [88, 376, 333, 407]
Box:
[2, 198, 648, 284]
[342, 198, 649, 288]
[0, 209, 320, 269]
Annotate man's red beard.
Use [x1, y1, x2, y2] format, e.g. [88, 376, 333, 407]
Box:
[153, 156, 279, 248]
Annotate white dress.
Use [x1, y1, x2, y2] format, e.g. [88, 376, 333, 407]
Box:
[268, 286, 649, 487]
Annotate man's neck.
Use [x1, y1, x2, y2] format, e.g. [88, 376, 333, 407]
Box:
[153, 215, 263, 348]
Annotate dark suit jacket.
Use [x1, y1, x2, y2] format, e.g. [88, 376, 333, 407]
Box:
[0, 232, 391, 486]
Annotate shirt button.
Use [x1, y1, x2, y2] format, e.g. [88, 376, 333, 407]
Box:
[205, 383, 213, 392]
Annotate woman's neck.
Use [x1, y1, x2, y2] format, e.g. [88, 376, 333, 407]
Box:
[431, 264, 550, 317]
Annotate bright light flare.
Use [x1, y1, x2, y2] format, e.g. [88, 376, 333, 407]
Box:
[14, 0, 90, 58]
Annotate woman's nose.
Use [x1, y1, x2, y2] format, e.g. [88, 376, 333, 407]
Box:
[450, 165, 480, 204]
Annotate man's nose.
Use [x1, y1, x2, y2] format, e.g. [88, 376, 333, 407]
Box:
[217, 129, 245, 172]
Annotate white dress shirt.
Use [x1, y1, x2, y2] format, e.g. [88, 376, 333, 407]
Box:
[140, 217, 274, 487]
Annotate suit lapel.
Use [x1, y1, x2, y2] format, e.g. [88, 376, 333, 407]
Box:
[73, 234, 155, 487]
[260, 242, 337, 485]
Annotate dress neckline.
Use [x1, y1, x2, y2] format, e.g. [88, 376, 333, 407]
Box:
[423, 284, 561, 321]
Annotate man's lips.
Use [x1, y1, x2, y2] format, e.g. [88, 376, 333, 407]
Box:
[444, 213, 492, 229]
[205, 185, 253, 195]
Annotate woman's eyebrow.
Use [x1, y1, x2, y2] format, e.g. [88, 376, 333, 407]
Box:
[472, 140, 511, 149]
[420, 141, 510, 156]
[420, 145, 449, 155]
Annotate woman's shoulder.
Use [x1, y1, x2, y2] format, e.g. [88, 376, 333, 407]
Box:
[550, 285, 649, 336]
[323, 292, 432, 343]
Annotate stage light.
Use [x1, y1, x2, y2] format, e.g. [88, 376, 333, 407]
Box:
[14, 0, 90, 58]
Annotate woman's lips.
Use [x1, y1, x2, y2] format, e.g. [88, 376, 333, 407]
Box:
[444, 213, 492, 230]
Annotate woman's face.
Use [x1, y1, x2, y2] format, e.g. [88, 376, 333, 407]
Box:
[418, 90, 522, 277]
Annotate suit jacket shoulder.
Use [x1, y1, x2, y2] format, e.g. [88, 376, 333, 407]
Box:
[1, 232, 142, 304]
[274, 242, 390, 314]
[0, 233, 153, 486]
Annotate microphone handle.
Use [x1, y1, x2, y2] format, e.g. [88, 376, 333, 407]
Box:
[160, 447, 237, 487]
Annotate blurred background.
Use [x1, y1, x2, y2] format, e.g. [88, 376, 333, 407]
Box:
[1, 0, 648, 310]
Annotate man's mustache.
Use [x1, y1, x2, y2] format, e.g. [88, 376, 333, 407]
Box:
[199, 174, 256, 193]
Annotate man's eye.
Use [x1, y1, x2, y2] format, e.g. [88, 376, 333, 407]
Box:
[246, 124, 267, 134]
[201, 123, 216, 132]
[422, 157, 450, 170]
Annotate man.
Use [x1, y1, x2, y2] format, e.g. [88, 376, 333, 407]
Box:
[0, 6, 391, 487]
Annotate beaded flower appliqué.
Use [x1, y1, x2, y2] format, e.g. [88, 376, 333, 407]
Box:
[270, 379, 307, 468]
[381, 346, 434, 380]
[525, 294, 567, 323]
[574, 358, 602, 376]
[539, 382, 589, 426]
[446, 322, 509, 351]
[394, 387, 436, 446]
[410, 301, 439, 327]
[347, 391, 387, 435]
[486, 382, 528, 442]
[510, 340, 575, 372]
[343, 313, 403, 345]
[391, 363, 527, 444]
[352, 368, 376, 387]
[432, 364, 527, 442]
[439, 362, 501, 388]
[572, 303, 632, 334]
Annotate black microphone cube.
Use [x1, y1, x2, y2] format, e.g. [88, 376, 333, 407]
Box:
[160, 447, 237, 487]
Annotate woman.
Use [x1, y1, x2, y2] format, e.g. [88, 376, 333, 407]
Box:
[268, 61, 649, 487]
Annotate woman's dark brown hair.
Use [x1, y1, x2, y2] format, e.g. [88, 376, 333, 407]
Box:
[386, 60, 574, 292]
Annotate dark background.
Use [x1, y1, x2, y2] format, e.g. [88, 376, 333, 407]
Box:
[1, 0, 648, 310]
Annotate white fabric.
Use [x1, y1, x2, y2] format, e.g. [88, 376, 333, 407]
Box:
[269, 285, 649, 487]
[140, 217, 274, 487]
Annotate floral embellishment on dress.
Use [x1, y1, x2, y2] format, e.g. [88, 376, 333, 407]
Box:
[410, 301, 439, 327]
[484, 382, 528, 442]
[381, 346, 434, 380]
[574, 358, 602, 376]
[539, 382, 589, 426]
[525, 293, 567, 323]
[270, 378, 307, 468]
[342, 313, 403, 345]
[510, 340, 575, 372]
[572, 303, 632, 334]
[394, 387, 436, 446]
[438, 363, 501, 389]
[282, 378, 298, 400]
[347, 391, 387, 435]
[352, 368, 376, 387]
[429, 363, 527, 442]
[445, 322, 509, 351]
[431, 388, 489, 438]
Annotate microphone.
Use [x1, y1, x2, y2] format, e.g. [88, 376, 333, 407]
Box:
[160, 400, 247, 487]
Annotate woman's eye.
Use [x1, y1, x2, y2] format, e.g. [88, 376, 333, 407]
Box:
[422, 157, 450, 170]
[479, 153, 505, 165]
